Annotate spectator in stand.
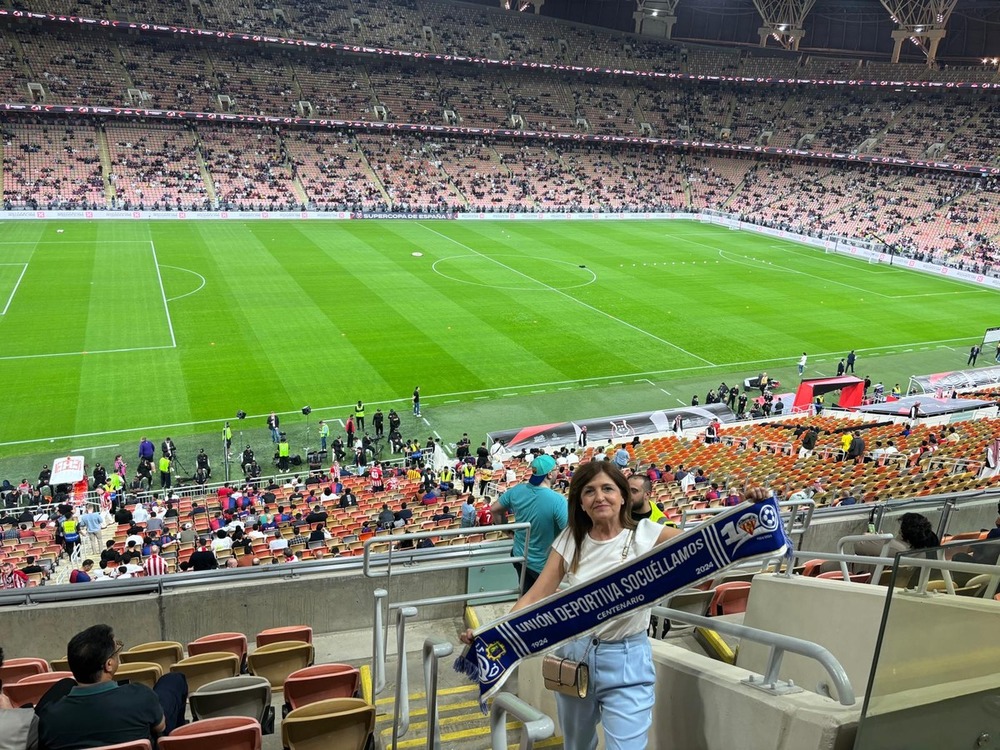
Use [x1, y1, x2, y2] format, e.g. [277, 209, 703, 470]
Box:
[432, 506, 456, 523]
[37, 624, 187, 748]
[69, 560, 95, 583]
[1, 561, 28, 590]
[188, 539, 218, 571]
[268, 529, 289, 554]
[460, 497, 477, 528]
[856, 512, 940, 557]
[628, 475, 669, 525]
[143, 546, 169, 577]
[491, 454, 569, 594]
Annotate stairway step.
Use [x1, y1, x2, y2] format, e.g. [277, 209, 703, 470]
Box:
[375, 683, 478, 706]
[382, 718, 521, 749]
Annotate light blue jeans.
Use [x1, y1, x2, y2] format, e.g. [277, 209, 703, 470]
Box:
[555, 631, 655, 750]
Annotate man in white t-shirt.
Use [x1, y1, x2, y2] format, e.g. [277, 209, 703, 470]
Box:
[211, 530, 233, 554]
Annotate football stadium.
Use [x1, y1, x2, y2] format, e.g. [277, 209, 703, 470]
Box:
[1, 0, 999, 748]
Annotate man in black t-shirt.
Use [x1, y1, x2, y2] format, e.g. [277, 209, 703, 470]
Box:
[37, 624, 186, 748]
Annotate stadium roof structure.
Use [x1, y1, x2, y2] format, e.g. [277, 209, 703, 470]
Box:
[855, 394, 995, 416]
[540, 0, 1000, 61]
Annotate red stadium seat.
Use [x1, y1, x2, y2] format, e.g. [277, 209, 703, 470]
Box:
[283, 664, 360, 711]
[157, 716, 261, 750]
[708, 582, 752, 616]
[0, 657, 50, 685]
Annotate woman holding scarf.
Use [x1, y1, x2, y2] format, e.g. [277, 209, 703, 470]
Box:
[464, 461, 684, 749]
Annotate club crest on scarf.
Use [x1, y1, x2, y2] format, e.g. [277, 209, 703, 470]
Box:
[722, 502, 781, 554]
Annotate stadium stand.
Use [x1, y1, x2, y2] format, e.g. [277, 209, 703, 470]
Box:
[2, 2, 1000, 744]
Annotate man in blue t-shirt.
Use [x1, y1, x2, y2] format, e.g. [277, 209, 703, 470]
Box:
[491, 454, 568, 594]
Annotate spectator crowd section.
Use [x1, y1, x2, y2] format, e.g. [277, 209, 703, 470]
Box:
[4, 412, 1000, 588]
[1, 4, 1000, 270]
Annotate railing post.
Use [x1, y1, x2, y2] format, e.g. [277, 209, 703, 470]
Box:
[762, 646, 786, 687]
[373, 588, 388, 695]
[422, 636, 454, 750]
[490, 692, 555, 750]
[390, 605, 419, 750]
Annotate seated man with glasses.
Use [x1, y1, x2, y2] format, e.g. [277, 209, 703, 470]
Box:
[37, 624, 187, 748]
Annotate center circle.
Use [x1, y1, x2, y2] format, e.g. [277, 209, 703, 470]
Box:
[431, 255, 597, 291]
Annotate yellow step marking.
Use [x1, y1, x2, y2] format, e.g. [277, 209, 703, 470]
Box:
[376, 699, 483, 722]
[385, 720, 523, 749]
[375, 683, 478, 706]
[519, 736, 563, 748]
[360, 663, 373, 705]
[465, 604, 481, 630]
[381, 711, 518, 736]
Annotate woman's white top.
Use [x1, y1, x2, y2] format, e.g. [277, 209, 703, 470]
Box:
[552, 519, 661, 642]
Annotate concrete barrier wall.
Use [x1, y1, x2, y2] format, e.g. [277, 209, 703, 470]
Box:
[0, 567, 466, 660]
[514, 635, 859, 750]
[649, 643, 858, 750]
[737, 575, 885, 696]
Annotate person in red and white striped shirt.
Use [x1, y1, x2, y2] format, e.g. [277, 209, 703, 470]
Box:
[143, 545, 169, 577]
[1, 561, 28, 589]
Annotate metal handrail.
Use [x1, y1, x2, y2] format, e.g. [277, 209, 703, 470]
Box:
[373, 589, 389, 695]
[423, 636, 453, 750]
[362, 522, 531, 579]
[651, 606, 857, 706]
[390, 606, 418, 750]
[786, 547, 1000, 595]
[0, 538, 513, 608]
[836, 534, 895, 582]
[783, 550, 896, 584]
[369, 529, 524, 695]
[490, 692, 556, 750]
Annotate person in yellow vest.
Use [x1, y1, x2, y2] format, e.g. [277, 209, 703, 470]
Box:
[438, 466, 455, 496]
[61, 515, 81, 556]
[354, 401, 366, 431]
[462, 462, 477, 495]
[627, 474, 671, 525]
[477, 466, 492, 497]
[158, 455, 172, 489]
[277, 434, 290, 472]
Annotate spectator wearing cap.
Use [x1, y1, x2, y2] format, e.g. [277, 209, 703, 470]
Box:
[178, 523, 196, 545]
[491, 454, 569, 594]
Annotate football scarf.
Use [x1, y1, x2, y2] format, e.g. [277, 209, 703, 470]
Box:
[456, 498, 791, 704]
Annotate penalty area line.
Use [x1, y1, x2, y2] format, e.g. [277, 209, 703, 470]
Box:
[1, 263, 28, 315]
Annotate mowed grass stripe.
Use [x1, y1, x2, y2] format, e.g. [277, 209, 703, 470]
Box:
[418, 222, 714, 369]
[415, 223, 701, 381]
[0, 219, 997, 453]
[298, 221, 496, 396]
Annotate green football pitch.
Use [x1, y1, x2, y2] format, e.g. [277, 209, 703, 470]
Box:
[0, 218, 995, 479]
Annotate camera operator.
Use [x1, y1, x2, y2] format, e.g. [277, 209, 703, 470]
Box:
[161, 437, 176, 459]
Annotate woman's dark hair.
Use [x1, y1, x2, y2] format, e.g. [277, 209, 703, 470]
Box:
[67, 624, 116, 683]
[565, 462, 636, 573]
[899, 513, 940, 550]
